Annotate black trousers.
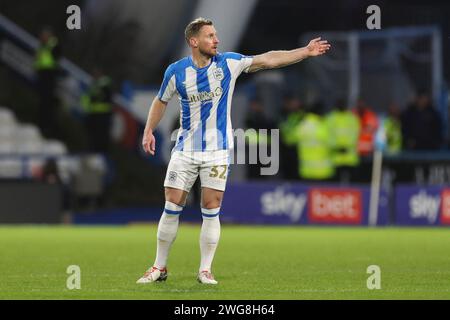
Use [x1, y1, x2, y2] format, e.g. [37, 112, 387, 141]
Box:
[36, 70, 58, 138]
[85, 113, 112, 153]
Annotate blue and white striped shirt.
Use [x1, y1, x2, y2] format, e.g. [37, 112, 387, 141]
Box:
[157, 52, 253, 152]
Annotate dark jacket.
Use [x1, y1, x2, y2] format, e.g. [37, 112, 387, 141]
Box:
[401, 104, 443, 150]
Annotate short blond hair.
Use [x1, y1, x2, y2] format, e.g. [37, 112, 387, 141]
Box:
[184, 17, 213, 44]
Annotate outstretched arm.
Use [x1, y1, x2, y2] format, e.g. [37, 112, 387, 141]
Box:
[142, 97, 167, 156]
[247, 37, 331, 73]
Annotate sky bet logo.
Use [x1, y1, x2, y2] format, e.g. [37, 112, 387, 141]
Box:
[407, 189, 450, 225]
[260, 187, 307, 222]
[189, 87, 223, 103]
[409, 190, 440, 224]
[308, 189, 362, 224]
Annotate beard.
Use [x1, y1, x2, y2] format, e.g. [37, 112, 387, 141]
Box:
[199, 46, 216, 59]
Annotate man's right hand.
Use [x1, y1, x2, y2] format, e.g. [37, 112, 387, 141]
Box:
[142, 129, 156, 156]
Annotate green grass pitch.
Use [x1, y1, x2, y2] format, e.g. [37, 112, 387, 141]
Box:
[1, 225, 450, 299]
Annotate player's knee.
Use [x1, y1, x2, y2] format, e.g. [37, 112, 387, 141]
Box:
[165, 188, 187, 207]
[202, 202, 218, 209]
[201, 188, 224, 209]
[201, 197, 222, 209]
[165, 198, 186, 207]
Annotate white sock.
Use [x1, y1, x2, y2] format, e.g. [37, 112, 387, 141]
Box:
[199, 207, 221, 273]
[153, 201, 183, 269]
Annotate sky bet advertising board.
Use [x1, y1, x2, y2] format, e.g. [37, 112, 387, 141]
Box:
[221, 182, 389, 225]
[395, 185, 450, 226]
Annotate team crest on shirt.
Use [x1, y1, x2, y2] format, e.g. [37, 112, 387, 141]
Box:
[213, 68, 224, 81]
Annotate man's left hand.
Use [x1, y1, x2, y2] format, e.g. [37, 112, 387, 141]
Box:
[306, 37, 331, 56]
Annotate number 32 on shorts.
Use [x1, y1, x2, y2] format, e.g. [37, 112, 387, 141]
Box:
[209, 165, 228, 179]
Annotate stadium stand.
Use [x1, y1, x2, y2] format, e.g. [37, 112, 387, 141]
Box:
[0, 106, 107, 188]
[0, 106, 66, 156]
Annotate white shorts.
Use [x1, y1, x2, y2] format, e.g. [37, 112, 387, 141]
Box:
[164, 150, 231, 193]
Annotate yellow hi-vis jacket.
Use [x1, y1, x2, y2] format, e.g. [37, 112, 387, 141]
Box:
[34, 37, 58, 70]
[81, 76, 112, 114]
[325, 110, 360, 167]
[384, 117, 402, 154]
[296, 113, 334, 180]
[280, 111, 305, 146]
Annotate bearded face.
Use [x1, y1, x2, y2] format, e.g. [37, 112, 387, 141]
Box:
[191, 25, 219, 58]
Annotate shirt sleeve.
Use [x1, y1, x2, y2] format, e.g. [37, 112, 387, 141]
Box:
[238, 54, 254, 74]
[224, 52, 254, 77]
[157, 66, 176, 103]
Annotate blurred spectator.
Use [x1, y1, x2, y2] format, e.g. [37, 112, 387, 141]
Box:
[245, 98, 275, 180]
[325, 99, 360, 183]
[34, 27, 61, 138]
[72, 156, 104, 210]
[294, 102, 334, 181]
[384, 103, 402, 154]
[279, 94, 304, 180]
[401, 92, 443, 150]
[81, 68, 113, 154]
[353, 99, 379, 156]
[39, 158, 62, 185]
[36, 158, 71, 217]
